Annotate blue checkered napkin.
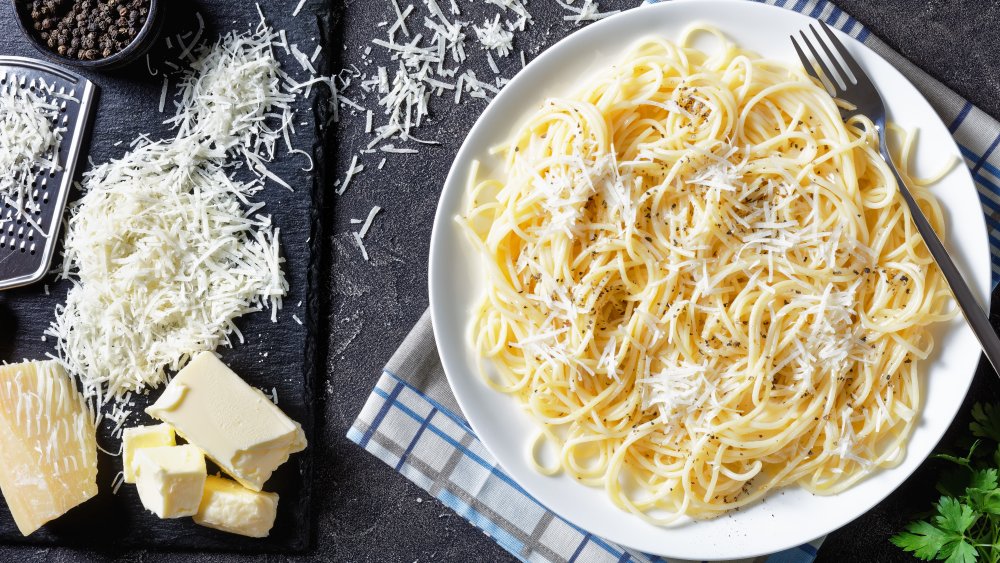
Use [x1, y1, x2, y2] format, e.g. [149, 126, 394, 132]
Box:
[349, 1, 1000, 561]
[348, 311, 823, 563]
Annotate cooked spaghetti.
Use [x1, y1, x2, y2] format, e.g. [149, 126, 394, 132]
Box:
[458, 26, 954, 523]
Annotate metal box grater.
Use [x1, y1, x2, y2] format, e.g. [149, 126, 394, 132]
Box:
[0, 56, 96, 291]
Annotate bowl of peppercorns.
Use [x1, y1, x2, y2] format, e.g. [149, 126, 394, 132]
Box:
[12, 0, 162, 71]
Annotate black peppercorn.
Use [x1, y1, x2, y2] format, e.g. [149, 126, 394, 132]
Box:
[21, 0, 150, 61]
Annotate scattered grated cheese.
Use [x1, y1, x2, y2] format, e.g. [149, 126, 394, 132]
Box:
[145, 54, 158, 76]
[555, 0, 620, 24]
[339, 155, 362, 195]
[292, 0, 308, 17]
[352, 232, 370, 261]
[357, 205, 382, 239]
[473, 14, 514, 57]
[158, 75, 169, 112]
[379, 144, 418, 154]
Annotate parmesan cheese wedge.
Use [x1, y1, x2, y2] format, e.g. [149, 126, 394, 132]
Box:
[0, 360, 97, 536]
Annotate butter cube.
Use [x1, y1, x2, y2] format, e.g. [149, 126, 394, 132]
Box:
[134, 445, 206, 518]
[194, 476, 278, 538]
[146, 352, 307, 491]
[122, 424, 176, 484]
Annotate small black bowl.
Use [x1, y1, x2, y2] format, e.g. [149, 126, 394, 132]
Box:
[10, 0, 164, 72]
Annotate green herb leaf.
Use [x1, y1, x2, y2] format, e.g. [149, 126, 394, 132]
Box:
[943, 539, 978, 563]
[934, 498, 978, 535]
[974, 489, 1000, 516]
[894, 403, 1000, 562]
[968, 468, 999, 493]
[891, 521, 953, 560]
[972, 403, 1000, 443]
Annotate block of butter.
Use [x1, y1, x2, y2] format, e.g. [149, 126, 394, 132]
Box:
[122, 423, 175, 484]
[195, 475, 278, 538]
[135, 445, 207, 518]
[146, 352, 307, 491]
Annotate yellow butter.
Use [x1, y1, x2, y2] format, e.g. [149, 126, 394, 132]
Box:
[0, 360, 98, 536]
[134, 445, 206, 518]
[145, 352, 306, 491]
[194, 475, 278, 538]
[122, 423, 176, 484]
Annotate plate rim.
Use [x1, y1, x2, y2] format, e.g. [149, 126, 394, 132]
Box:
[428, 0, 991, 558]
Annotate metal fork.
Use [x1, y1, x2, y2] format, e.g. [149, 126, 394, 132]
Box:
[791, 20, 1000, 374]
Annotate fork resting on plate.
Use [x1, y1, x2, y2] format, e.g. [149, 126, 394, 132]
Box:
[791, 21, 1000, 374]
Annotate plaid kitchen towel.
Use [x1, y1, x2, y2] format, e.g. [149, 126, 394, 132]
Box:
[349, 1, 1000, 561]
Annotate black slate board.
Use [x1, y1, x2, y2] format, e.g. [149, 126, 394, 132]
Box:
[0, 0, 329, 552]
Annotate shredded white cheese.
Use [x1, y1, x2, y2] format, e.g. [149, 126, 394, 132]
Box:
[0, 83, 64, 226]
[47, 17, 293, 405]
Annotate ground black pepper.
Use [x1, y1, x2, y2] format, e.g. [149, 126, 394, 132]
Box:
[22, 0, 150, 61]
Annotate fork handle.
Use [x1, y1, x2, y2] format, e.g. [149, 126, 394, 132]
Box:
[880, 141, 1000, 374]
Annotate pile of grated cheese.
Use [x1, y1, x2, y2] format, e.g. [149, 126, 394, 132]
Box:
[0, 85, 64, 224]
[46, 18, 294, 405]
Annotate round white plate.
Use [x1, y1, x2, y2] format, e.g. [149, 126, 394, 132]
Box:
[428, 0, 991, 559]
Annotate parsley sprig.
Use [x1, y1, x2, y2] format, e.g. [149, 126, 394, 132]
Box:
[892, 404, 1000, 562]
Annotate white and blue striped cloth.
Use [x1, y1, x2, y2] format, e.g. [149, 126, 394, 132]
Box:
[349, 1, 1000, 561]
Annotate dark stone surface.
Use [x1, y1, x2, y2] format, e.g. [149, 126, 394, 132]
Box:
[2, 0, 1000, 561]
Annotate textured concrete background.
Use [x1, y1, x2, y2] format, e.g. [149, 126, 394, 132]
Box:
[329, 1, 1000, 562]
[2, 0, 1000, 561]
[327, 1, 1000, 562]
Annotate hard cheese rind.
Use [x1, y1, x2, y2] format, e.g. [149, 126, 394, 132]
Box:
[146, 352, 306, 491]
[134, 445, 206, 519]
[194, 475, 278, 538]
[122, 423, 176, 484]
[0, 360, 98, 536]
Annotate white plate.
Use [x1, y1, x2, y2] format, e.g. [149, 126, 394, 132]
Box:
[428, 1, 991, 559]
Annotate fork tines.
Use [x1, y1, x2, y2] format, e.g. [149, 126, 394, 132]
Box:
[790, 20, 863, 96]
